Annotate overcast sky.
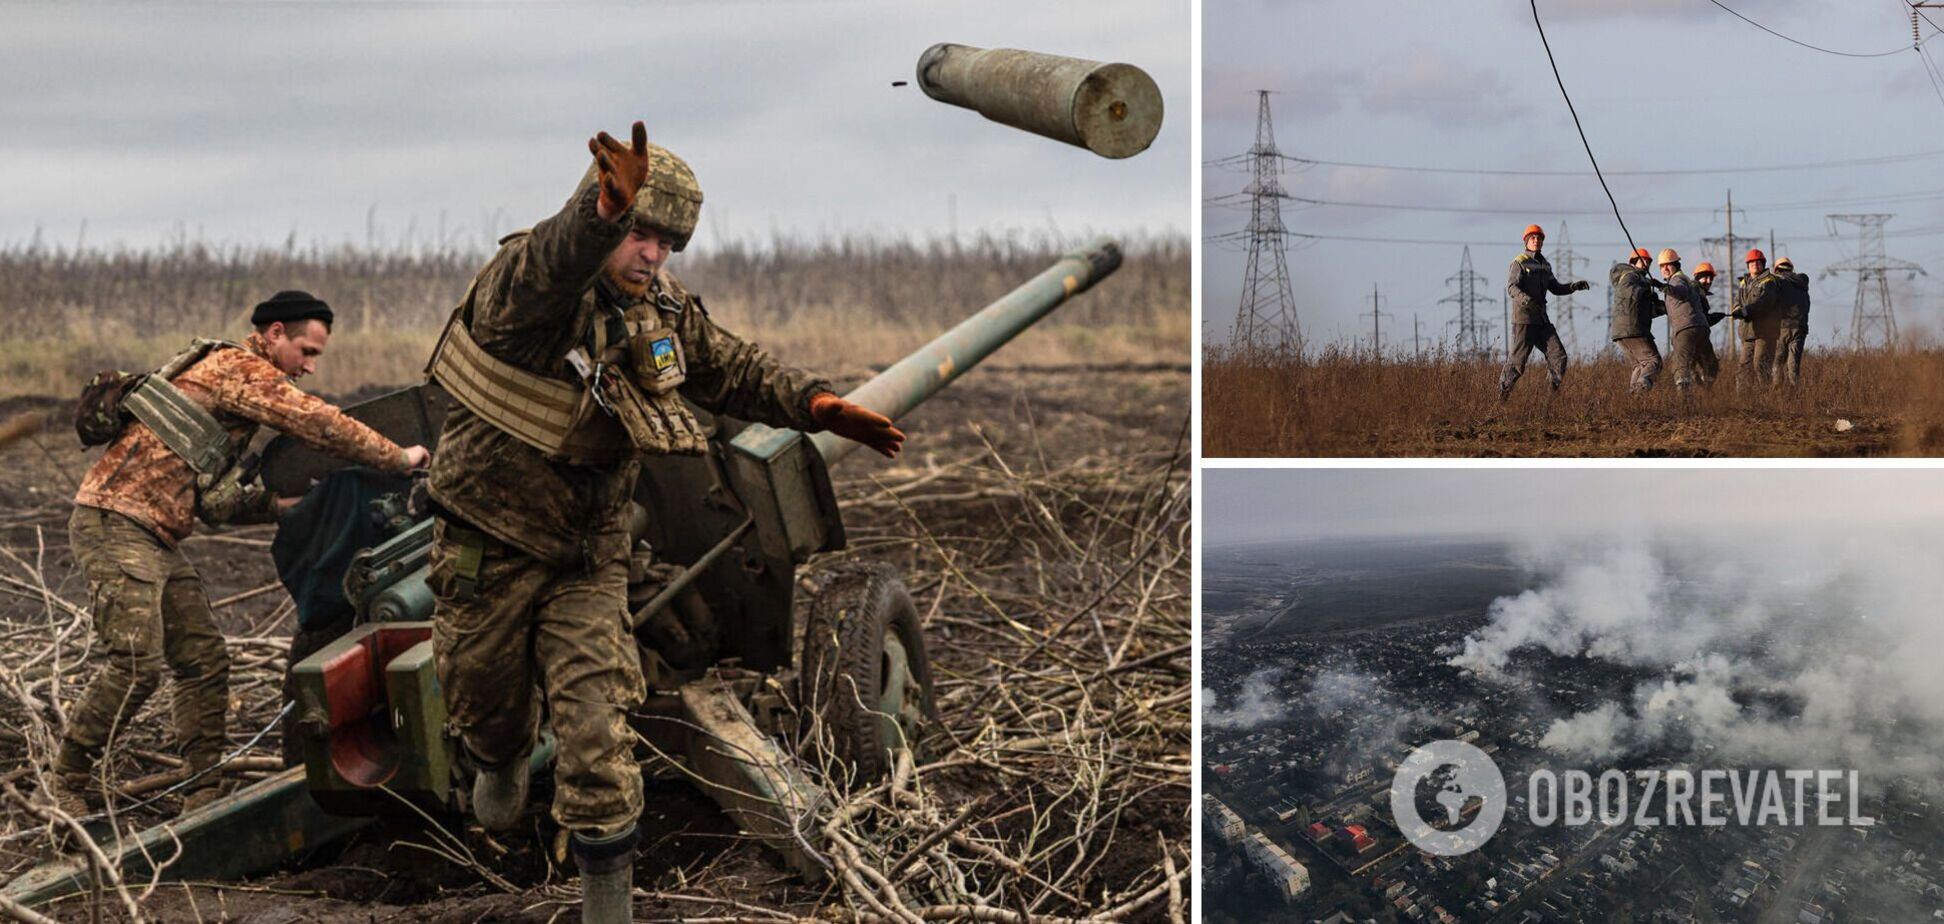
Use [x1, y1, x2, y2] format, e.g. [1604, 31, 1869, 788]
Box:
[0, 1, 1187, 252]
[1205, 0, 1944, 354]
[1204, 468, 1944, 544]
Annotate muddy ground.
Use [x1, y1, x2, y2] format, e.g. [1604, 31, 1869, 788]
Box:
[0, 362, 1191, 923]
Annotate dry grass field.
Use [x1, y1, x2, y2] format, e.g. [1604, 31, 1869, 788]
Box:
[1203, 344, 1944, 457]
[0, 232, 1189, 400]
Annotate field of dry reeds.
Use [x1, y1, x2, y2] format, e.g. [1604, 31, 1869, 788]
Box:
[0, 231, 1189, 400]
[1203, 343, 1944, 457]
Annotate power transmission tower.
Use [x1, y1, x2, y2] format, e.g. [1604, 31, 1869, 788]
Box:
[1215, 91, 1301, 355]
[1826, 213, 1924, 349]
[1440, 246, 1496, 359]
[1549, 220, 1590, 356]
[1361, 284, 1392, 358]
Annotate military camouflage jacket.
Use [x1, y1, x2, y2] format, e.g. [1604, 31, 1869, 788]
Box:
[1507, 251, 1575, 325]
[426, 185, 833, 569]
[75, 333, 410, 546]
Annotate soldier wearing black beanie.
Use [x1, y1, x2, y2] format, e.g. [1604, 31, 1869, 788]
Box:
[250, 290, 334, 330]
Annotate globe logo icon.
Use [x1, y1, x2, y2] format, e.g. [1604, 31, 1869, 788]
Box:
[1389, 739, 1507, 856]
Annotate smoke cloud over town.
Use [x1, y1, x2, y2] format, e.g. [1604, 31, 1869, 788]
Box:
[1448, 530, 1944, 785]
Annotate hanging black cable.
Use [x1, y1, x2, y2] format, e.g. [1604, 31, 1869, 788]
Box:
[1708, 0, 1908, 58]
[1530, 0, 1638, 255]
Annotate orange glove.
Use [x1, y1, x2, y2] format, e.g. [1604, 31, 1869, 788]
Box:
[808, 393, 905, 459]
[588, 121, 651, 221]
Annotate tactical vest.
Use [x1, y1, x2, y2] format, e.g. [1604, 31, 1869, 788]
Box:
[426, 269, 707, 464]
[118, 340, 267, 524]
[125, 340, 240, 476]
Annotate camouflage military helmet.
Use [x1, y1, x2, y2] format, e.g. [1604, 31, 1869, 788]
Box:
[578, 142, 703, 252]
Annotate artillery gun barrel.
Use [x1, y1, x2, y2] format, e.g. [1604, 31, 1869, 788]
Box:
[916, 44, 1162, 159]
[810, 236, 1123, 466]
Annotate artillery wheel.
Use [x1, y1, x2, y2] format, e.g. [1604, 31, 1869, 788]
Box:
[799, 562, 934, 783]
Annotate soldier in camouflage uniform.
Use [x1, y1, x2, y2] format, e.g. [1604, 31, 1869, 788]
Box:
[1501, 224, 1590, 399]
[422, 122, 903, 923]
[52, 293, 426, 818]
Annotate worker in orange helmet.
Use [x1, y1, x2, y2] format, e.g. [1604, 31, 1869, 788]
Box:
[1607, 247, 1665, 393]
[1732, 248, 1784, 387]
[1501, 224, 1589, 400]
[1657, 248, 1725, 392]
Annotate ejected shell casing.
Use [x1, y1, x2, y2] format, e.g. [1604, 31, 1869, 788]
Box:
[916, 43, 1163, 159]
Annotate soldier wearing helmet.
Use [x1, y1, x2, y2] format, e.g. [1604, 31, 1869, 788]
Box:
[1772, 256, 1811, 385]
[422, 123, 904, 922]
[1607, 247, 1666, 393]
[1501, 224, 1590, 399]
[1657, 248, 1723, 391]
[1732, 248, 1785, 387]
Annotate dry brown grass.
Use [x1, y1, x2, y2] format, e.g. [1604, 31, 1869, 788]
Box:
[1203, 344, 1944, 457]
[0, 233, 1188, 398]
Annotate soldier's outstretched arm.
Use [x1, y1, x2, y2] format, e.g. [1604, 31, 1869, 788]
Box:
[472, 122, 651, 335]
[212, 365, 416, 474]
[676, 304, 833, 433]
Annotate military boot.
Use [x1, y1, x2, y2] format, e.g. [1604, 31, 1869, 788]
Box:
[42, 773, 92, 820]
[572, 825, 639, 924]
[469, 745, 533, 832]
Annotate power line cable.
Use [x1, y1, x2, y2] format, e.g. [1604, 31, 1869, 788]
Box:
[1707, 0, 1910, 57]
[1204, 186, 1944, 217]
[1203, 224, 1944, 249]
[1530, 0, 1638, 254]
[1237, 148, 1944, 177]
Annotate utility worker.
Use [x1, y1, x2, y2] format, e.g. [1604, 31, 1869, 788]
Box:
[1501, 224, 1589, 399]
[50, 292, 428, 817]
[421, 122, 904, 923]
[1607, 248, 1666, 393]
[1732, 249, 1784, 387]
[1773, 256, 1811, 385]
[1658, 249, 1723, 392]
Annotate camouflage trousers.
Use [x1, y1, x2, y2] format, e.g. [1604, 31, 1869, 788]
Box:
[1499, 321, 1568, 396]
[1670, 328, 1719, 391]
[58, 506, 230, 784]
[1615, 336, 1661, 393]
[1777, 327, 1807, 385]
[427, 515, 644, 836]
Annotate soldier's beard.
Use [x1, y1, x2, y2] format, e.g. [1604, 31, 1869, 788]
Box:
[604, 264, 653, 299]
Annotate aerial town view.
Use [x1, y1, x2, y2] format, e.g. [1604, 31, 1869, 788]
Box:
[1199, 469, 1944, 924]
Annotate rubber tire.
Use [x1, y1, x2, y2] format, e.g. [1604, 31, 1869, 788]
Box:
[798, 562, 934, 784]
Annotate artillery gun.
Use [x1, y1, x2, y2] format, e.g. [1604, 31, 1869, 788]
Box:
[3, 237, 1124, 905]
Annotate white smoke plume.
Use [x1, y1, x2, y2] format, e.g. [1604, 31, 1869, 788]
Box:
[1203, 668, 1287, 729]
[1449, 530, 1944, 786]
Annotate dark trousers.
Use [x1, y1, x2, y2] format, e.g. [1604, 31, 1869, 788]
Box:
[1500, 321, 1568, 396]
